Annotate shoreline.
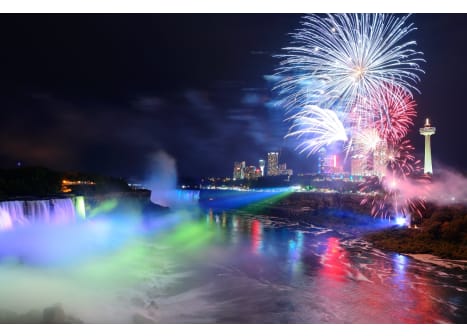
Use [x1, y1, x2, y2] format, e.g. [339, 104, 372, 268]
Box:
[404, 253, 467, 270]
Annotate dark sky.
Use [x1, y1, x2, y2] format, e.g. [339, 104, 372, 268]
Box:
[0, 14, 465, 180]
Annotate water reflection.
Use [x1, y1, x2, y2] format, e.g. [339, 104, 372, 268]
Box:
[319, 237, 348, 282]
[288, 231, 304, 278]
[203, 210, 466, 323]
[0, 206, 466, 323]
[393, 253, 407, 289]
[251, 219, 262, 254]
[388, 253, 446, 323]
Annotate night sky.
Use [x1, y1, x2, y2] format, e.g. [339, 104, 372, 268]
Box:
[0, 14, 466, 180]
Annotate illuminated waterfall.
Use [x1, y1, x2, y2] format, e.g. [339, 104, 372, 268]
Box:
[0, 198, 78, 230]
[74, 196, 86, 219]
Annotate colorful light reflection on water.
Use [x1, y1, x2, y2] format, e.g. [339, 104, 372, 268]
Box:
[0, 203, 466, 323]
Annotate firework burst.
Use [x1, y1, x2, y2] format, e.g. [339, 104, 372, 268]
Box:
[359, 139, 428, 219]
[361, 85, 417, 143]
[286, 105, 348, 155]
[350, 127, 383, 157]
[276, 14, 427, 220]
[276, 13, 424, 122]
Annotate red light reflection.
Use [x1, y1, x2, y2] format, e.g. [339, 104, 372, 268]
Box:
[320, 237, 348, 282]
[251, 219, 262, 254]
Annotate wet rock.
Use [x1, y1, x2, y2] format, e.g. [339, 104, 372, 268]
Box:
[41, 304, 82, 323]
[132, 313, 155, 323]
[42, 304, 66, 323]
[18, 309, 42, 323]
[0, 309, 19, 323]
[0, 306, 82, 324]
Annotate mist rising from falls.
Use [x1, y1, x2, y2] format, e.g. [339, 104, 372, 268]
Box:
[143, 150, 200, 208]
[144, 150, 177, 207]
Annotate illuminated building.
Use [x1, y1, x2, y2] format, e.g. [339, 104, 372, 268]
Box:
[278, 163, 293, 176]
[319, 154, 344, 174]
[323, 154, 337, 174]
[373, 140, 388, 177]
[61, 179, 95, 193]
[278, 163, 287, 174]
[244, 166, 261, 180]
[419, 118, 436, 174]
[255, 168, 262, 178]
[258, 159, 265, 176]
[317, 148, 326, 174]
[267, 152, 279, 176]
[351, 154, 371, 176]
[233, 161, 244, 180]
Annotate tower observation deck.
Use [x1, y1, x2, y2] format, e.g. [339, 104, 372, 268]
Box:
[419, 118, 436, 174]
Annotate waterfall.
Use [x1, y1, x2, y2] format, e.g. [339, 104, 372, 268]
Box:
[0, 198, 78, 230]
[176, 189, 200, 206]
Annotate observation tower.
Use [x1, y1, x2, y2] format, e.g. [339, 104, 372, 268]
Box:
[419, 118, 436, 174]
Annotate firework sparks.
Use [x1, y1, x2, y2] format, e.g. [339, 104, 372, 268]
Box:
[276, 14, 427, 220]
[351, 128, 383, 156]
[276, 13, 424, 121]
[359, 139, 428, 219]
[361, 85, 417, 143]
[286, 105, 348, 155]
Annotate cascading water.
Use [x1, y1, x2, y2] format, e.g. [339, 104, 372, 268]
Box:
[176, 189, 200, 205]
[0, 198, 78, 229]
[0, 201, 26, 229]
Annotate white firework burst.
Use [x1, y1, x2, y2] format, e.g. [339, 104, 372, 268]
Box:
[286, 105, 348, 155]
[276, 13, 424, 127]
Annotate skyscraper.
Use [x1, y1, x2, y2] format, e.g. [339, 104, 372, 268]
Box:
[258, 159, 265, 177]
[233, 162, 242, 180]
[317, 148, 326, 174]
[351, 154, 369, 176]
[244, 166, 261, 180]
[373, 140, 388, 177]
[419, 118, 436, 174]
[322, 154, 337, 174]
[233, 161, 246, 180]
[267, 152, 279, 176]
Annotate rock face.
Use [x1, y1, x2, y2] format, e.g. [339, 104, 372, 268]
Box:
[42, 304, 67, 323]
[42, 304, 83, 324]
[0, 304, 82, 324]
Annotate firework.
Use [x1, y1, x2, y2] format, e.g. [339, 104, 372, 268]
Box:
[276, 14, 427, 220]
[285, 105, 348, 155]
[359, 139, 428, 219]
[276, 13, 424, 122]
[350, 128, 383, 157]
[361, 85, 417, 143]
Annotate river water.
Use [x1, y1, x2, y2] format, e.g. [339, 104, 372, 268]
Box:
[0, 202, 466, 323]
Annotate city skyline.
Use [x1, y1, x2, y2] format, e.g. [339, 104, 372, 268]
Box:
[232, 151, 292, 180]
[0, 7, 466, 326]
[0, 14, 465, 179]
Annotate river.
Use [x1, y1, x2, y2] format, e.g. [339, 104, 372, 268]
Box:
[0, 199, 466, 323]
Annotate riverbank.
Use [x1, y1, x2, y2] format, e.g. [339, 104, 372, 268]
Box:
[405, 254, 467, 270]
[200, 189, 467, 263]
[0, 304, 82, 323]
[365, 227, 467, 260]
[364, 202, 467, 260]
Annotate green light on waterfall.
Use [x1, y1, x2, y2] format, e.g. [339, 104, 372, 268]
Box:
[75, 196, 86, 219]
